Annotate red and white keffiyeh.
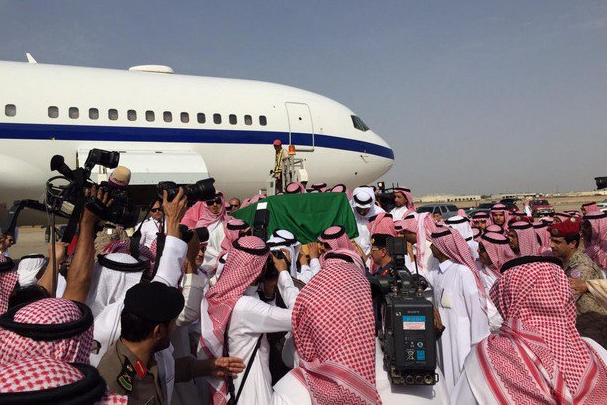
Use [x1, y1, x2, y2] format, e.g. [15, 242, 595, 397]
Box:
[102, 239, 154, 263]
[181, 191, 233, 229]
[583, 211, 607, 269]
[582, 202, 599, 214]
[291, 255, 381, 405]
[533, 221, 552, 253]
[490, 204, 510, 230]
[329, 184, 354, 201]
[286, 182, 307, 194]
[510, 221, 541, 256]
[0, 356, 128, 404]
[0, 256, 18, 315]
[367, 213, 396, 236]
[0, 298, 93, 364]
[432, 227, 487, 314]
[485, 224, 505, 235]
[401, 212, 436, 269]
[480, 233, 515, 276]
[476, 257, 607, 404]
[318, 226, 354, 251]
[199, 236, 269, 405]
[393, 187, 415, 210]
[219, 219, 251, 254]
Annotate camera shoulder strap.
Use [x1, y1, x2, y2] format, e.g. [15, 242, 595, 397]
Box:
[224, 317, 264, 405]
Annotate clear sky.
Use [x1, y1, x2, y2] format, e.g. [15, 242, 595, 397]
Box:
[1, 0, 607, 195]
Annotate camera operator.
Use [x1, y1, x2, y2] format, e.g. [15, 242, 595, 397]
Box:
[199, 236, 300, 405]
[272, 248, 449, 404]
[370, 233, 395, 277]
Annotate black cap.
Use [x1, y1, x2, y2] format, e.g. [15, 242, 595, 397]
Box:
[371, 233, 391, 248]
[124, 282, 185, 323]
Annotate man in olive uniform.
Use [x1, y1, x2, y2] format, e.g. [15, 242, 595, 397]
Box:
[272, 139, 288, 193]
[97, 282, 245, 404]
[548, 219, 607, 316]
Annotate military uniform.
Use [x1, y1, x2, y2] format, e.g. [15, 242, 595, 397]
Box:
[97, 339, 164, 405]
[565, 249, 607, 316]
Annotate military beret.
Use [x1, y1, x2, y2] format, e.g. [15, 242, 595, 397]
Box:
[371, 233, 391, 248]
[124, 282, 185, 324]
[547, 218, 580, 238]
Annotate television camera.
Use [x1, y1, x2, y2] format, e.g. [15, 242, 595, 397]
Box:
[369, 236, 439, 386]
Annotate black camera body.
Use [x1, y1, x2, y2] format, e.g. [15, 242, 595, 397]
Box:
[157, 179, 216, 206]
[46, 149, 139, 240]
[373, 236, 438, 386]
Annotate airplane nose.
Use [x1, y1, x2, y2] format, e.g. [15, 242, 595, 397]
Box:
[360, 130, 393, 180]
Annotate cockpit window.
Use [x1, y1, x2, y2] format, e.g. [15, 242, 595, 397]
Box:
[351, 115, 370, 132]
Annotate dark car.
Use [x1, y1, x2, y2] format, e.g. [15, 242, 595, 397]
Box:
[417, 204, 459, 220]
[471, 202, 518, 213]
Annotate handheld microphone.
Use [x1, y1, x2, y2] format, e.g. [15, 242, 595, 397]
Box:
[107, 166, 131, 189]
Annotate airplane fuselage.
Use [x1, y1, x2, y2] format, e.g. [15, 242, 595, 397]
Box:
[0, 61, 394, 222]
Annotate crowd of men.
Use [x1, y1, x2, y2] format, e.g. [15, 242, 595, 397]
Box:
[1, 163, 607, 404]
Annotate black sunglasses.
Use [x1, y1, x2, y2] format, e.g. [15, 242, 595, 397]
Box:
[150, 208, 162, 213]
[205, 197, 222, 206]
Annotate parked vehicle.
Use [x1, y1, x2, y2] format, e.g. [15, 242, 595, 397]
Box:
[529, 199, 554, 217]
[417, 204, 459, 220]
[596, 200, 607, 212]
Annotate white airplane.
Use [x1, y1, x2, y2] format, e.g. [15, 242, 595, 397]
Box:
[0, 58, 393, 222]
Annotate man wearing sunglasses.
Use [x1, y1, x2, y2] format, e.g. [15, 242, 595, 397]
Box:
[182, 192, 234, 278]
[138, 200, 166, 248]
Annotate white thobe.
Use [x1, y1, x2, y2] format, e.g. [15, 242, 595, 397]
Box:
[296, 258, 321, 284]
[201, 220, 225, 275]
[224, 271, 299, 405]
[271, 339, 449, 405]
[390, 205, 411, 221]
[451, 337, 607, 404]
[432, 259, 490, 394]
[355, 218, 371, 259]
[137, 217, 165, 248]
[479, 267, 503, 333]
[468, 239, 480, 261]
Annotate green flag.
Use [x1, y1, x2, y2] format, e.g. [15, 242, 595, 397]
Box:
[231, 193, 359, 244]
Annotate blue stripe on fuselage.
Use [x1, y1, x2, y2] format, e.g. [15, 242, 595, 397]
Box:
[0, 122, 394, 160]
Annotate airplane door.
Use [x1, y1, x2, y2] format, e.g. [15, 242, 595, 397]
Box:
[285, 102, 314, 151]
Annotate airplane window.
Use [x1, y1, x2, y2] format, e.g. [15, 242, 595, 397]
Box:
[229, 114, 237, 125]
[48, 106, 59, 119]
[197, 113, 206, 124]
[181, 112, 189, 123]
[259, 115, 267, 126]
[244, 115, 252, 125]
[89, 108, 99, 120]
[146, 111, 155, 122]
[108, 109, 118, 121]
[164, 111, 172, 123]
[69, 107, 79, 119]
[5, 104, 16, 117]
[351, 115, 370, 132]
[213, 114, 222, 124]
[128, 110, 137, 121]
